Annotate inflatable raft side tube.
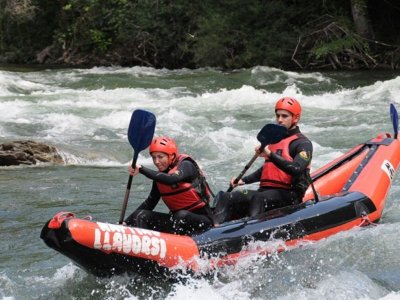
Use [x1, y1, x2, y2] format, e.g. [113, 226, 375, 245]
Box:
[65, 219, 200, 269]
[310, 143, 365, 181]
[348, 137, 400, 215]
[41, 220, 172, 277]
[303, 148, 368, 201]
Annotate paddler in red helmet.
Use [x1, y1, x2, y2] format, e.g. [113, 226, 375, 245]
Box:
[124, 136, 214, 234]
[214, 97, 313, 225]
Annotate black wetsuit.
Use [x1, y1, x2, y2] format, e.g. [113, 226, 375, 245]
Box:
[213, 126, 313, 224]
[124, 160, 213, 234]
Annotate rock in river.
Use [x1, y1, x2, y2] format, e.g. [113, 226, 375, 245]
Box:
[0, 140, 64, 166]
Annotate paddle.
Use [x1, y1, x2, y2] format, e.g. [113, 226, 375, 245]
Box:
[390, 103, 398, 139]
[118, 109, 156, 224]
[226, 123, 288, 192]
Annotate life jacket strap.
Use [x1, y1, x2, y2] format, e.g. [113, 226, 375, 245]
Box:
[260, 179, 291, 188]
[170, 199, 204, 213]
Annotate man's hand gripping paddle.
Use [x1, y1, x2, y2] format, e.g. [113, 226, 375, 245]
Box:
[226, 123, 288, 192]
[118, 109, 156, 224]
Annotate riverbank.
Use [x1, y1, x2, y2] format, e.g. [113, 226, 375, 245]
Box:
[2, 1, 400, 72]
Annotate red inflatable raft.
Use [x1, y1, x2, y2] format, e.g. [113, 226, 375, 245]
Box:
[41, 129, 400, 277]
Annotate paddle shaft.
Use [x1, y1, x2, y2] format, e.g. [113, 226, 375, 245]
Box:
[118, 157, 137, 224]
[227, 153, 258, 192]
[226, 124, 288, 193]
[227, 143, 271, 193]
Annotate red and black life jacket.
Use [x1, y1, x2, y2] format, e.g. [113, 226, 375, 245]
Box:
[156, 154, 211, 213]
[260, 134, 310, 189]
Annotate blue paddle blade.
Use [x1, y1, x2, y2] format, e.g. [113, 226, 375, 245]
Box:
[128, 109, 156, 152]
[390, 103, 398, 138]
[257, 124, 288, 147]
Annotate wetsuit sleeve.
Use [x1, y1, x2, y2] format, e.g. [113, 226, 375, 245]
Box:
[242, 166, 263, 184]
[269, 139, 313, 176]
[134, 181, 161, 211]
[139, 160, 198, 184]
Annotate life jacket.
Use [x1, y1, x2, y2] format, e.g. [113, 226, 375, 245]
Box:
[156, 154, 211, 213]
[260, 134, 309, 189]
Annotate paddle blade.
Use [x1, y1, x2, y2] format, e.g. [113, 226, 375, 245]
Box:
[128, 109, 156, 152]
[257, 123, 287, 148]
[390, 103, 398, 139]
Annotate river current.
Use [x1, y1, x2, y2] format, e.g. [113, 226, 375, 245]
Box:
[1, 66, 400, 299]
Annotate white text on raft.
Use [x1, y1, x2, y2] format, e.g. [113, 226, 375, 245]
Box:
[93, 222, 167, 258]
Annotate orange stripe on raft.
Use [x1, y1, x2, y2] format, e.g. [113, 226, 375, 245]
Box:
[68, 219, 200, 268]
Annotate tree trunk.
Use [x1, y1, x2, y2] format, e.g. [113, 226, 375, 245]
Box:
[350, 0, 374, 39]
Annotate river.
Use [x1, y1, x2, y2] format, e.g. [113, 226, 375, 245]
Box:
[1, 66, 400, 299]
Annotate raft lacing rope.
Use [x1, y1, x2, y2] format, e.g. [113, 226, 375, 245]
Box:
[359, 212, 378, 227]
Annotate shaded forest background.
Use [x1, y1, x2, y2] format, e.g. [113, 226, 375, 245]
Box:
[1, 0, 400, 70]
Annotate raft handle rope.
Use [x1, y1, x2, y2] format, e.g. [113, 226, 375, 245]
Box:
[359, 212, 378, 227]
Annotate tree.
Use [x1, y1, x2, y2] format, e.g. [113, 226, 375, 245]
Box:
[350, 0, 374, 39]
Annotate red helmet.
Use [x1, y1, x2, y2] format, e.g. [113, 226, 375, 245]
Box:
[149, 136, 178, 162]
[275, 97, 302, 118]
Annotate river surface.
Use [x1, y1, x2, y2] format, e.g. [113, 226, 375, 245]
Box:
[1, 66, 400, 299]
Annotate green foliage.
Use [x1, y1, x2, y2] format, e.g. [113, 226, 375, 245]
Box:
[54, 0, 119, 53]
[190, 0, 301, 68]
[90, 30, 112, 53]
[311, 37, 356, 59]
[0, 0, 399, 68]
[0, 0, 60, 62]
